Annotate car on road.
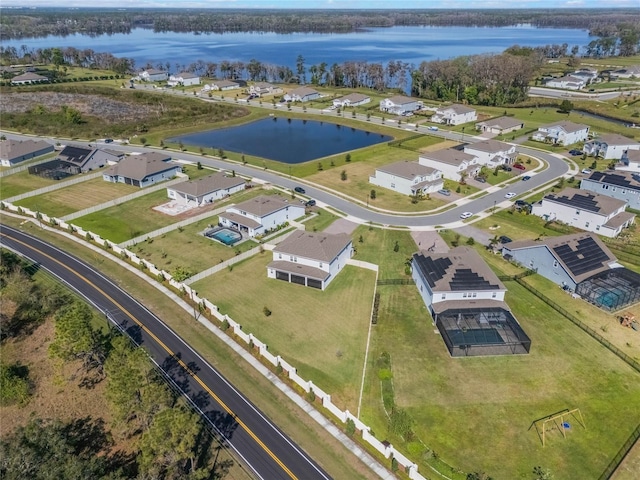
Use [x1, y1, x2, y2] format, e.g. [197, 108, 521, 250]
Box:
[294, 186, 306, 194]
[513, 163, 526, 170]
[460, 212, 473, 219]
[569, 149, 583, 156]
[305, 199, 316, 207]
[505, 192, 516, 199]
[437, 188, 451, 196]
[522, 175, 531, 181]
[581, 169, 592, 175]
[104, 138, 113, 143]
[428, 126, 439, 131]
[499, 235, 513, 244]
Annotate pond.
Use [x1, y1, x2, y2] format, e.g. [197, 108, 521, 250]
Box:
[169, 117, 392, 164]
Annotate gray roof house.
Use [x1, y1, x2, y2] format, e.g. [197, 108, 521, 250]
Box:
[532, 121, 590, 146]
[219, 194, 305, 238]
[333, 93, 371, 108]
[379, 95, 422, 115]
[502, 233, 640, 311]
[0, 139, 54, 167]
[583, 134, 640, 160]
[475, 116, 524, 135]
[139, 69, 169, 82]
[267, 231, 353, 290]
[369, 160, 443, 196]
[205, 79, 240, 91]
[102, 152, 180, 188]
[431, 104, 478, 126]
[284, 86, 321, 102]
[167, 172, 246, 206]
[581, 170, 640, 210]
[411, 246, 530, 356]
[418, 148, 479, 182]
[57, 145, 122, 173]
[11, 72, 49, 85]
[531, 187, 635, 238]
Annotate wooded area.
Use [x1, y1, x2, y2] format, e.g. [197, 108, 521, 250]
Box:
[0, 250, 234, 480]
[1, 8, 639, 39]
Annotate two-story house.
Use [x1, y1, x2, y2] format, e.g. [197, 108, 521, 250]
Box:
[463, 139, 517, 168]
[532, 121, 590, 146]
[419, 148, 479, 182]
[580, 170, 640, 210]
[412, 246, 530, 357]
[219, 195, 305, 238]
[248, 82, 282, 96]
[267, 231, 353, 290]
[139, 69, 168, 82]
[369, 160, 443, 196]
[618, 149, 640, 173]
[583, 134, 640, 160]
[431, 104, 478, 126]
[531, 187, 635, 238]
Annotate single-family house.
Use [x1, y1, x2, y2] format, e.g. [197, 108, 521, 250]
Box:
[218, 195, 305, 238]
[0, 139, 54, 167]
[544, 75, 585, 90]
[379, 95, 422, 115]
[502, 233, 615, 291]
[475, 116, 524, 135]
[583, 134, 640, 160]
[419, 148, 479, 182]
[57, 145, 122, 173]
[412, 246, 530, 357]
[610, 65, 640, 79]
[531, 121, 590, 146]
[431, 104, 478, 126]
[573, 68, 599, 82]
[580, 170, 640, 211]
[11, 72, 49, 85]
[332, 93, 371, 108]
[618, 149, 640, 172]
[139, 69, 168, 82]
[168, 72, 201, 87]
[204, 80, 240, 91]
[369, 160, 443, 196]
[267, 231, 353, 291]
[102, 152, 180, 188]
[167, 172, 245, 207]
[463, 139, 517, 168]
[502, 232, 640, 311]
[284, 87, 321, 103]
[248, 82, 282, 96]
[531, 187, 635, 238]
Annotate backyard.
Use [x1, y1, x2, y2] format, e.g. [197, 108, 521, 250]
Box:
[191, 253, 376, 411]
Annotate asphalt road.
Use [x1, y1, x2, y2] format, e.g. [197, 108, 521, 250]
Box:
[0, 224, 332, 480]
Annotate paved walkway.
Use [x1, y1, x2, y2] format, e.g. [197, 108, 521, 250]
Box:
[3, 211, 394, 480]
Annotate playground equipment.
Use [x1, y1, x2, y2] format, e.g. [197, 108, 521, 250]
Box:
[619, 312, 638, 331]
[529, 408, 586, 446]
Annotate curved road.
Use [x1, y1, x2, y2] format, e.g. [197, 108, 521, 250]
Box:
[0, 224, 331, 480]
[2, 126, 570, 227]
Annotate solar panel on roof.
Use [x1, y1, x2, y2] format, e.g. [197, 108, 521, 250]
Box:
[449, 268, 499, 291]
[549, 192, 601, 212]
[553, 237, 610, 277]
[414, 254, 452, 288]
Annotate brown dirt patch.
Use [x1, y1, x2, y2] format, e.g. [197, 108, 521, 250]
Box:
[0, 318, 123, 444]
[0, 92, 158, 122]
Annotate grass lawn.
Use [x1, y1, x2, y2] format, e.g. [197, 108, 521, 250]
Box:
[474, 210, 579, 242]
[72, 189, 173, 243]
[129, 216, 258, 276]
[191, 255, 376, 411]
[0, 168, 59, 200]
[14, 177, 138, 218]
[302, 209, 341, 233]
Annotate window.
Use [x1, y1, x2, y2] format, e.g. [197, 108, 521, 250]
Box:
[290, 256, 294, 261]
[278, 254, 282, 259]
[492, 292, 497, 298]
[441, 294, 446, 300]
[319, 263, 323, 268]
[472, 292, 477, 298]
[391, 183, 395, 188]
[553, 260, 558, 268]
[463, 293, 467, 298]
[575, 210, 580, 215]
[585, 222, 589, 228]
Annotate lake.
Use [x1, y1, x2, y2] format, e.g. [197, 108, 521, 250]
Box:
[169, 117, 392, 164]
[4, 25, 591, 72]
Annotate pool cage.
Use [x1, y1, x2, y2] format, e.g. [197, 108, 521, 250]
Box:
[433, 307, 531, 357]
[576, 268, 640, 312]
[28, 160, 79, 180]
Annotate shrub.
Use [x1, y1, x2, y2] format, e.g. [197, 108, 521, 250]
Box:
[263, 306, 272, 317]
[346, 419, 356, 437]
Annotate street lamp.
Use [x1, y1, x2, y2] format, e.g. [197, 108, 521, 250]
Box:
[366, 194, 369, 208]
[493, 200, 496, 213]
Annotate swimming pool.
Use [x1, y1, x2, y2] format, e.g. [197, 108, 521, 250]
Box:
[205, 227, 242, 246]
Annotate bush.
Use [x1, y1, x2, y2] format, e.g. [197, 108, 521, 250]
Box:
[346, 418, 356, 437]
[263, 306, 272, 317]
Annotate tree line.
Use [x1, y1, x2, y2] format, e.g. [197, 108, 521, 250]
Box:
[1, 8, 639, 39]
[0, 250, 233, 480]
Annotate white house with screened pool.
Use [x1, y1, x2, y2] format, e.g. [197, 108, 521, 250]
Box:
[219, 195, 305, 238]
[267, 231, 353, 290]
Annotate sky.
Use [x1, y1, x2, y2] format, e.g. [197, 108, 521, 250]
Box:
[4, 0, 640, 8]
